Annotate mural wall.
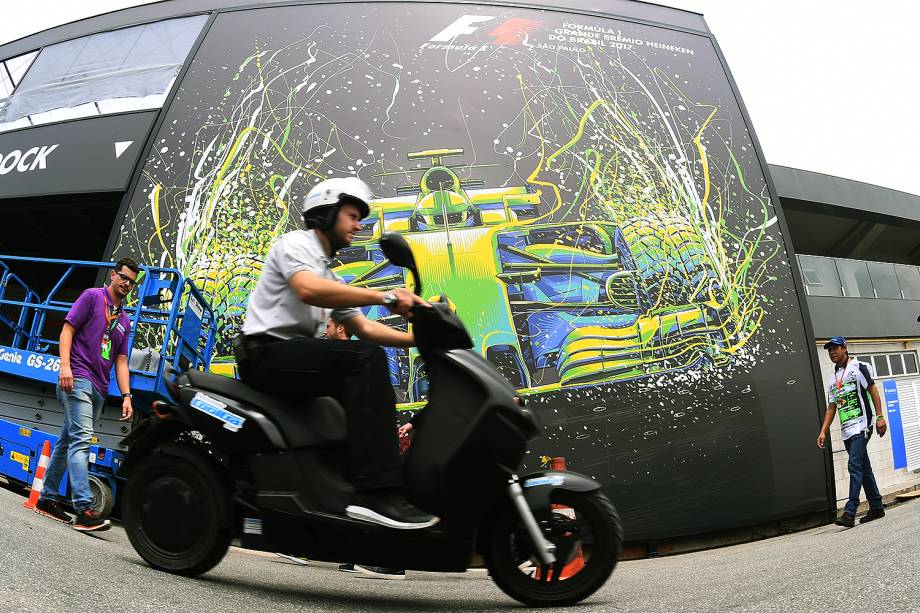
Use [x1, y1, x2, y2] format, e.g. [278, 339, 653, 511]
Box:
[112, 2, 828, 539]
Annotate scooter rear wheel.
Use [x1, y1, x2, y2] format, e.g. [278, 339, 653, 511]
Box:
[484, 489, 623, 607]
[123, 445, 233, 576]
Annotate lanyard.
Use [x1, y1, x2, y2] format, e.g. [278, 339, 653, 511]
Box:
[102, 293, 121, 336]
[835, 360, 849, 389]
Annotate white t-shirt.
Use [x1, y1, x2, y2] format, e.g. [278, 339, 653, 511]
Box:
[826, 358, 875, 441]
[242, 230, 360, 339]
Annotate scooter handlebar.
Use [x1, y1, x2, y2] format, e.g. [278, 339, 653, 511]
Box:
[410, 299, 474, 356]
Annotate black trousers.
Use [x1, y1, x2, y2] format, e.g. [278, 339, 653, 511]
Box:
[236, 335, 402, 491]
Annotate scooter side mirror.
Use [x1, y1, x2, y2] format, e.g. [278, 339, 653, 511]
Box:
[380, 232, 415, 268]
[380, 232, 422, 295]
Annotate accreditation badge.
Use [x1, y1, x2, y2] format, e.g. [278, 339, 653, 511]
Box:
[101, 334, 112, 360]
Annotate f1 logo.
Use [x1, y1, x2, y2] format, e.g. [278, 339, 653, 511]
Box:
[429, 15, 496, 42]
[487, 18, 543, 45]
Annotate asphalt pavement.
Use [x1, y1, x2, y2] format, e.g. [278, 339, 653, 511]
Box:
[0, 484, 918, 612]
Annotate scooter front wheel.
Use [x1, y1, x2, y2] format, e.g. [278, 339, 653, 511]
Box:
[484, 489, 623, 607]
[123, 445, 233, 576]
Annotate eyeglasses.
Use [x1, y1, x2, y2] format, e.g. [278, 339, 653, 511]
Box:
[114, 271, 138, 287]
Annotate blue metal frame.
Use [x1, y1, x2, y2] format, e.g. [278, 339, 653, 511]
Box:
[0, 260, 40, 349]
[0, 255, 217, 402]
[0, 410, 123, 501]
[0, 255, 218, 507]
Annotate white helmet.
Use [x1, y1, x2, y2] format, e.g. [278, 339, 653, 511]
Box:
[302, 177, 373, 229]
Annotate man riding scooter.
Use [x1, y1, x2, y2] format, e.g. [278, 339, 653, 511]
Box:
[122, 218, 622, 606]
[235, 176, 437, 530]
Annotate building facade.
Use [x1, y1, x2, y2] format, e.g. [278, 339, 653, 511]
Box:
[2, 0, 911, 543]
[777, 165, 920, 506]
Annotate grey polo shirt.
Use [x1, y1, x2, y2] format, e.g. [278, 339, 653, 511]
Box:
[242, 229, 361, 339]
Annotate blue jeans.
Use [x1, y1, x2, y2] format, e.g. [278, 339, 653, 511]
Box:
[41, 378, 104, 512]
[843, 429, 883, 516]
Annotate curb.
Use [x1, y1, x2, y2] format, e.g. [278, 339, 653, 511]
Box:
[233, 482, 920, 565]
[839, 480, 920, 514]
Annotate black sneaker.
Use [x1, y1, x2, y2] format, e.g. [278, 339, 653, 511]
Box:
[35, 498, 72, 524]
[339, 563, 358, 573]
[859, 508, 886, 524]
[834, 512, 855, 528]
[354, 564, 406, 580]
[73, 509, 111, 532]
[346, 490, 439, 530]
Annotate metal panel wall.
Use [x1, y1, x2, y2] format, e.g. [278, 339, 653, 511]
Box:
[106, 1, 829, 540]
[0, 111, 157, 198]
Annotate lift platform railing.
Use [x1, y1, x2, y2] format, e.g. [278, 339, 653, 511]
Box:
[0, 260, 41, 349]
[0, 255, 217, 402]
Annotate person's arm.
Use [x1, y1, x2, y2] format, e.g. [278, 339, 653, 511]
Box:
[406, 406, 427, 432]
[58, 322, 75, 393]
[868, 383, 887, 437]
[58, 289, 95, 393]
[858, 362, 886, 437]
[817, 402, 836, 449]
[289, 270, 389, 309]
[343, 314, 416, 348]
[114, 353, 133, 421]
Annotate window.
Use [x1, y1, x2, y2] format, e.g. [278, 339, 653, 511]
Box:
[873, 355, 890, 377]
[866, 261, 901, 299]
[0, 50, 38, 128]
[4, 52, 37, 83]
[797, 255, 842, 297]
[854, 351, 920, 378]
[836, 259, 874, 297]
[890, 354, 905, 376]
[797, 257, 920, 301]
[895, 265, 920, 300]
[0, 16, 206, 132]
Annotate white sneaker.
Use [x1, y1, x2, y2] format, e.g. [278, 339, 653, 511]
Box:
[345, 491, 439, 530]
[354, 564, 406, 580]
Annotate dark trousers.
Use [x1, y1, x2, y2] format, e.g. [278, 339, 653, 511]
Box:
[842, 429, 883, 516]
[237, 335, 402, 491]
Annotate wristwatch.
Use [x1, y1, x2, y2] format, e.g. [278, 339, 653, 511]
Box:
[122, 392, 133, 398]
[382, 292, 397, 307]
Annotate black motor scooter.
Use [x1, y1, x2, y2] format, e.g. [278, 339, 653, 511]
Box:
[120, 232, 622, 607]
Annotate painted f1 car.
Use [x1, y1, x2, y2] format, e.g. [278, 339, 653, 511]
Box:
[333, 148, 731, 403]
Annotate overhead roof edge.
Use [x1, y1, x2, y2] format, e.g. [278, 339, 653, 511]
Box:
[769, 164, 920, 223]
[0, 0, 709, 60]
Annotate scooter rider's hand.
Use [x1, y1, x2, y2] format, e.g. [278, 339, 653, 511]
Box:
[385, 288, 430, 318]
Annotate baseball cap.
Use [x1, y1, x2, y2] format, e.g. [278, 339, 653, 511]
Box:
[823, 336, 847, 350]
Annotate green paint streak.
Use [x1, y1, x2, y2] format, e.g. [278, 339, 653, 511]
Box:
[546, 99, 606, 171]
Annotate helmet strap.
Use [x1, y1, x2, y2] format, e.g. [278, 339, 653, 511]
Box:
[304, 204, 347, 254]
[321, 205, 339, 231]
[303, 204, 340, 232]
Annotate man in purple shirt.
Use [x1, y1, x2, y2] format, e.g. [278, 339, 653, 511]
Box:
[34, 258, 139, 531]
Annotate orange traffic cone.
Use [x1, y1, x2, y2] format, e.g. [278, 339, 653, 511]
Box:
[23, 440, 52, 510]
[536, 456, 586, 580]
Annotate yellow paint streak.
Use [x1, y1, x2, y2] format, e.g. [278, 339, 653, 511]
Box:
[147, 184, 174, 267]
[517, 74, 563, 223]
[546, 98, 606, 170]
[692, 106, 718, 216]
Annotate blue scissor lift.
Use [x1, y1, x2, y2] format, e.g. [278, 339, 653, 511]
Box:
[0, 256, 217, 516]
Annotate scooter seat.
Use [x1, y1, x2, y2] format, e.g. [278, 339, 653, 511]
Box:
[183, 370, 346, 447]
